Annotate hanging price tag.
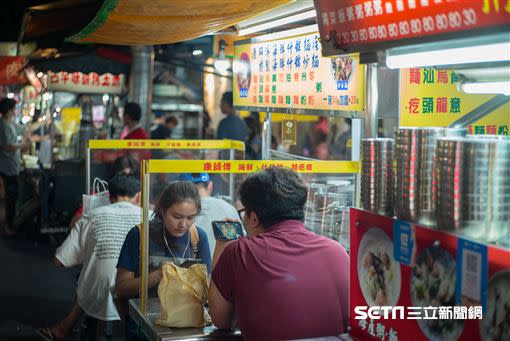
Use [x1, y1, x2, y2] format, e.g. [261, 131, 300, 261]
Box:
[282, 119, 297, 145]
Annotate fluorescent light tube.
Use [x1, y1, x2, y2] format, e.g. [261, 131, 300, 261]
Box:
[386, 42, 510, 69]
[252, 24, 319, 43]
[461, 81, 510, 96]
[238, 10, 317, 36]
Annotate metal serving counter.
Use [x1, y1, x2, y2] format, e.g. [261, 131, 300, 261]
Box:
[128, 298, 242, 341]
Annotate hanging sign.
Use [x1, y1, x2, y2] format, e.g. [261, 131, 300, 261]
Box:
[314, 0, 510, 56]
[47, 71, 125, 94]
[233, 32, 365, 113]
[282, 119, 297, 145]
[148, 160, 360, 174]
[350, 208, 510, 341]
[399, 68, 509, 135]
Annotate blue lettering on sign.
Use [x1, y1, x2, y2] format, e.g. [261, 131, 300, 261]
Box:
[339, 95, 349, 106]
[456, 238, 488, 314]
[393, 220, 414, 266]
[337, 80, 349, 90]
[328, 95, 333, 105]
[239, 88, 248, 98]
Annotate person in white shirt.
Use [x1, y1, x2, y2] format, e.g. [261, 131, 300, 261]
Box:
[180, 173, 239, 256]
[37, 173, 142, 341]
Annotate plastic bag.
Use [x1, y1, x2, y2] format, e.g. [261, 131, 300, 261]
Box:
[156, 262, 210, 328]
[82, 178, 110, 215]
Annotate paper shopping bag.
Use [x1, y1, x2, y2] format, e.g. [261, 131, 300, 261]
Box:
[156, 262, 210, 328]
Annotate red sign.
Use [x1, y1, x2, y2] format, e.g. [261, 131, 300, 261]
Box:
[314, 0, 510, 55]
[0, 57, 26, 85]
[350, 208, 510, 341]
[47, 71, 124, 94]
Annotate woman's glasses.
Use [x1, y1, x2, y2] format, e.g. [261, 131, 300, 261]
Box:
[238, 208, 246, 221]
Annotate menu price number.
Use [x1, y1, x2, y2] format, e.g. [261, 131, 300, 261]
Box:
[338, 8, 479, 46]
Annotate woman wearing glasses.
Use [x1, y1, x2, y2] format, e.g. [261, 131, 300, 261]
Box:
[115, 181, 211, 340]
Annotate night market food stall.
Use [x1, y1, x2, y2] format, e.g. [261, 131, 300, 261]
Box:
[313, 0, 510, 340]
[132, 159, 359, 341]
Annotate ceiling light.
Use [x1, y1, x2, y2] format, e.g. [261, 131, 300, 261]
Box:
[7, 93, 14, 98]
[386, 41, 510, 69]
[192, 49, 203, 56]
[460, 81, 510, 96]
[252, 24, 319, 43]
[238, 10, 317, 36]
[37, 72, 44, 78]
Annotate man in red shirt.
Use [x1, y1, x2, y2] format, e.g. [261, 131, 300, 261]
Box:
[121, 102, 148, 140]
[120, 102, 150, 162]
[209, 167, 349, 341]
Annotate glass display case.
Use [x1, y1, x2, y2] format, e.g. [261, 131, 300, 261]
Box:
[134, 160, 359, 339]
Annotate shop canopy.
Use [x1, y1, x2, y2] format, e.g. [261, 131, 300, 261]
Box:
[65, 0, 293, 45]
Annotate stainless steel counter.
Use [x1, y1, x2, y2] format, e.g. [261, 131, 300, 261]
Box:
[128, 298, 242, 341]
[129, 298, 353, 341]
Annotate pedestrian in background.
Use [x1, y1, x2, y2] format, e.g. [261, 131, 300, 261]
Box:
[0, 98, 27, 237]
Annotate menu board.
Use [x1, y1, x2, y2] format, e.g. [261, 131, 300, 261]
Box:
[400, 68, 509, 135]
[233, 32, 365, 113]
[314, 0, 510, 56]
[350, 208, 510, 341]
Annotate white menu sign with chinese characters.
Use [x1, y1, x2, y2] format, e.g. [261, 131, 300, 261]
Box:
[47, 71, 125, 94]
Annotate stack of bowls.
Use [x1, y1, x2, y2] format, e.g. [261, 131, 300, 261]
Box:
[460, 135, 510, 243]
[394, 127, 466, 225]
[361, 138, 394, 216]
[435, 137, 465, 231]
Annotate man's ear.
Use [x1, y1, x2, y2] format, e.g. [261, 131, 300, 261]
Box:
[207, 181, 213, 195]
[134, 192, 141, 205]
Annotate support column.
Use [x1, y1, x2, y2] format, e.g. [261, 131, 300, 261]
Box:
[129, 46, 154, 133]
[364, 63, 379, 139]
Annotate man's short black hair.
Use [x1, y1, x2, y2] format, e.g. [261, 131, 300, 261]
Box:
[0, 98, 16, 114]
[238, 166, 307, 228]
[221, 91, 233, 107]
[165, 116, 178, 126]
[108, 173, 141, 199]
[124, 102, 142, 122]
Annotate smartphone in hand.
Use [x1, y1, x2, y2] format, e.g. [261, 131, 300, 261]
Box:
[212, 221, 244, 240]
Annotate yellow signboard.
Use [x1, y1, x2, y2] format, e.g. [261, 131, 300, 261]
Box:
[233, 32, 365, 113]
[400, 68, 509, 135]
[88, 139, 245, 151]
[148, 160, 359, 174]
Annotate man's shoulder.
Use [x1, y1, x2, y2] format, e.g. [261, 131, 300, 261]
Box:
[202, 196, 236, 211]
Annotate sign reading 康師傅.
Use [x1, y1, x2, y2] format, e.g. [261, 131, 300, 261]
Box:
[399, 68, 509, 135]
[233, 32, 365, 113]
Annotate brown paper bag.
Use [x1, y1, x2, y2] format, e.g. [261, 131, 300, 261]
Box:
[156, 262, 210, 328]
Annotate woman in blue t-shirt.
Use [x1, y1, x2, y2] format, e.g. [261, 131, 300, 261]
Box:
[115, 181, 211, 339]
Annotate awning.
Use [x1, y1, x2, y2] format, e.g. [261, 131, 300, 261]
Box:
[65, 0, 293, 45]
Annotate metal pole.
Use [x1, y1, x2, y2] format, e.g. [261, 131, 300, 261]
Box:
[364, 63, 379, 139]
[86, 148, 91, 194]
[351, 118, 363, 208]
[229, 148, 235, 202]
[129, 46, 154, 133]
[140, 161, 150, 316]
[448, 94, 510, 129]
[261, 112, 272, 160]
